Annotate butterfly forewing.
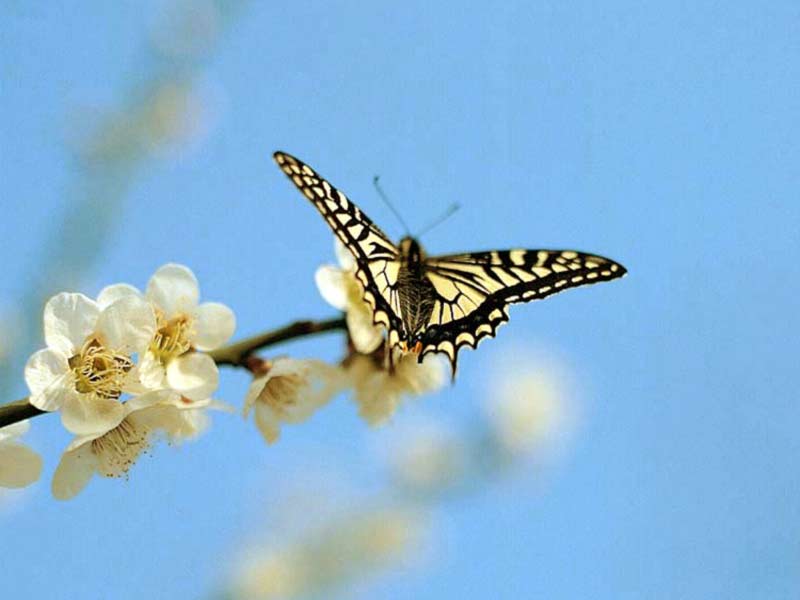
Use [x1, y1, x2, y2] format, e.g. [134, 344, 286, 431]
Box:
[273, 152, 404, 335]
[420, 250, 626, 372]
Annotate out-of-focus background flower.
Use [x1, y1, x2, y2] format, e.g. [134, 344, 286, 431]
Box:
[2, 2, 799, 599]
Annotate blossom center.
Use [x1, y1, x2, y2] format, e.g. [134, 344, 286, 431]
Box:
[263, 375, 303, 416]
[151, 312, 194, 362]
[68, 338, 133, 399]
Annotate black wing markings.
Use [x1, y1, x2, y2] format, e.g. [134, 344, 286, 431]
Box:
[421, 250, 627, 375]
[273, 151, 404, 338]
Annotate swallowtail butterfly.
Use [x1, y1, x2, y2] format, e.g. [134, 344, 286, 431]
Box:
[274, 151, 626, 378]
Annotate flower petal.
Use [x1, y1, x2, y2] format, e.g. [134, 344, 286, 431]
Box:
[65, 432, 104, 452]
[253, 403, 280, 444]
[96, 283, 141, 309]
[355, 383, 400, 426]
[396, 354, 447, 394]
[24, 348, 69, 397]
[52, 444, 98, 500]
[131, 404, 210, 442]
[347, 305, 383, 354]
[0, 442, 43, 488]
[0, 420, 29, 444]
[124, 389, 176, 414]
[163, 407, 210, 441]
[43, 293, 100, 356]
[314, 265, 349, 311]
[96, 295, 156, 354]
[61, 394, 125, 436]
[138, 351, 167, 390]
[120, 365, 149, 395]
[193, 302, 236, 351]
[243, 374, 267, 416]
[334, 238, 355, 271]
[146, 263, 200, 316]
[29, 372, 78, 412]
[166, 353, 218, 401]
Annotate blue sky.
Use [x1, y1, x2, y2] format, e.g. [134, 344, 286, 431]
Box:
[2, 1, 799, 598]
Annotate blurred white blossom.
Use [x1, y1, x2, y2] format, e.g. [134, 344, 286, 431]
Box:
[232, 508, 426, 600]
[387, 419, 466, 494]
[24, 292, 155, 435]
[142, 81, 217, 158]
[244, 358, 342, 444]
[51, 390, 214, 500]
[0, 421, 43, 489]
[347, 353, 446, 426]
[316, 240, 384, 353]
[487, 361, 575, 458]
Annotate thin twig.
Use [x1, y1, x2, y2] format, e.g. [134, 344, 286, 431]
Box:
[0, 316, 347, 429]
[209, 317, 347, 367]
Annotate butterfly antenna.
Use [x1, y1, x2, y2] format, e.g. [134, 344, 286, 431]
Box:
[373, 175, 411, 235]
[415, 202, 461, 239]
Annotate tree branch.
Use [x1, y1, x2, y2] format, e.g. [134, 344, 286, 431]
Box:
[208, 317, 346, 367]
[0, 316, 347, 429]
[0, 398, 45, 428]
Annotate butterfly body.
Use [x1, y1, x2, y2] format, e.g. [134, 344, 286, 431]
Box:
[273, 151, 627, 378]
[396, 237, 437, 346]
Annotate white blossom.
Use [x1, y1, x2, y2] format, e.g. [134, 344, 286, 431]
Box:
[347, 352, 446, 426]
[99, 263, 235, 401]
[0, 421, 43, 489]
[51, 390, 215, 500]
[243, 358, 342, 444]
[24, 292, 155, 435]
[315, 240, 383, 353]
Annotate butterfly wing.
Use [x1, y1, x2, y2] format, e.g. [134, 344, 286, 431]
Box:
[273, 151, 405, 339]
[421, 249, 627, 375]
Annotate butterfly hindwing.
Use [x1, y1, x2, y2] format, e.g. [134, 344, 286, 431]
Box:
[273, 152, 405, 336]
[421, 250, 627, 373]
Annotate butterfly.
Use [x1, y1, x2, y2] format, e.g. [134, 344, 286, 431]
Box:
[274, 151, 627, 378]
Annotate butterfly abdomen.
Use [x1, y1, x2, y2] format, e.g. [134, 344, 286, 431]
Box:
[397, 237, 436, 339]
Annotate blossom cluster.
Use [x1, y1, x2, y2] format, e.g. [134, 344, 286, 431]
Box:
[2, 242, 448, 499]
[23, 263, 235, 499]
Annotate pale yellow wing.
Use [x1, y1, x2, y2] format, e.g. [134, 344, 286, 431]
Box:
[421, 249, 627, 374]
[274, 151, 404, 338]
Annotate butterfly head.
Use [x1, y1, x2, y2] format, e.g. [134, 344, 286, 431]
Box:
[399, 236, 426, 264]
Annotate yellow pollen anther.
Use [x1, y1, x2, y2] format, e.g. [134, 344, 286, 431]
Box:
[151, 312, 194, 362]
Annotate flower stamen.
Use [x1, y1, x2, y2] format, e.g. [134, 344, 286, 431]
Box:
[91, 418, 151, 478]
[150, 312, 194, 362]
[68, 338, 133, 400]
[262, 374, 304, 418]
